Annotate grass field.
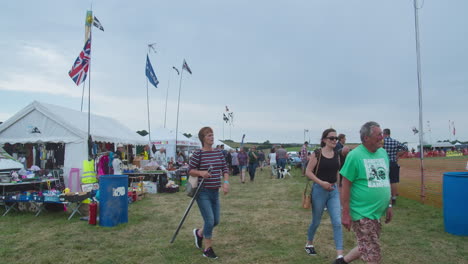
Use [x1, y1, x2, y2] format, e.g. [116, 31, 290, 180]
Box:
[1, 167, 467, 264]
[399, 156, 468, 208]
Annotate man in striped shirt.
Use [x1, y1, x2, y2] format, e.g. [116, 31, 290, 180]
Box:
[383, 128, 408, 205]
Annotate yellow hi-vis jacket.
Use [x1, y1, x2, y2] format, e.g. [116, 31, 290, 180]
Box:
[82, 160, 97, 184]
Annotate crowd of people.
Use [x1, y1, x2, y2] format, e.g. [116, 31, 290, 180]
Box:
[186, 121, 408, 263]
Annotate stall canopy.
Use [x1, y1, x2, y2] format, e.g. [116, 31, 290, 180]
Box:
[214, 139, 232, 150]
[147, 128, 201, 160]
[0, 101, 147, 185]
[0, 147, 23, 171]
[431, 142, 454, 149]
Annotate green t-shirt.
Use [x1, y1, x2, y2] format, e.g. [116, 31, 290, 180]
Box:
[340, 144, 391, 221]
[248, 151, 258, 164]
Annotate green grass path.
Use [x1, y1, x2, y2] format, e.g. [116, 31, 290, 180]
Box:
[0, 167, 467, 263]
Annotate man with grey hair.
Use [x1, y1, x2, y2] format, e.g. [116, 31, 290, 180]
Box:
[155, 147, 167, 167]
[335, 121, 393, 264]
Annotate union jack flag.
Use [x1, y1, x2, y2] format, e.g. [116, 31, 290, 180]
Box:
[68, 38, 92, 86]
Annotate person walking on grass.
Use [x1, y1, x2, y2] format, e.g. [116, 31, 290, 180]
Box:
[304, 128, 344, 261]
[189, 127, 230, 259]
[383, 128, 408, 206]
[337, 121, 393, 264]
[268, 147, 277, 178]
[334, 133, 350, 187]
[230, 149, 239, 176]
[276, 145, 288, 173]
[247, 146, 259, 182]
[301, 141, 309, 176]
[258, 150, 265, 171]
[237, 147, 248, 183]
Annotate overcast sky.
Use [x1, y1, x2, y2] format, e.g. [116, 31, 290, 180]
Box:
[0, 1, 466, 146]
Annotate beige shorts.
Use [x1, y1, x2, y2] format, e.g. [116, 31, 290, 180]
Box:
[352, 218, 382, 263]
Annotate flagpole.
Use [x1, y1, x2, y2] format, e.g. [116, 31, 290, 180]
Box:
[175, 63, 184, 155]
[413, 0, 425, 203]
[87, 33, 92, 157]
[146, 52, 152, 146]
[81, 82, 86, 112]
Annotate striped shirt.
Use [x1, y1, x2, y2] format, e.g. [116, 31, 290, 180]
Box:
[189, 149, 228, 189]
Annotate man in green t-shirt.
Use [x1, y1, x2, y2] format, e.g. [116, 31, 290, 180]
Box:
[247, 146, 258, 182]
[335, 121, 393, 264]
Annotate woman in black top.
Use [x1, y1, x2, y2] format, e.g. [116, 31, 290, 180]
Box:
[304, 128, 344, 262]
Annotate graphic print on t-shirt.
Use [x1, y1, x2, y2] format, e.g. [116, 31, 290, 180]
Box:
[363, 158, 389, 188]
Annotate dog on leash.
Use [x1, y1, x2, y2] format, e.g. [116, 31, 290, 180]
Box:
[277, 166, 292, 179]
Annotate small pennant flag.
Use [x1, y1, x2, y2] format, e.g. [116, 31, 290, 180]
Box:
[182, 59, 192, 74]
[68, 37, 92, 86]
[172, 66, 180, 75]
[93, 16, 104, 31]
[146, 55, 159, 88]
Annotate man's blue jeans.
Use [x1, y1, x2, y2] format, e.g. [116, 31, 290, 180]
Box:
[196, 188, 220, 239]
[277, 158, 287, 170]
[248, 162, 258, 181]
[307, 183, 343, 250]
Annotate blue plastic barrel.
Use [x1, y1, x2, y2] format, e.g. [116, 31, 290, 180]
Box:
[99, 175, 128, 227]
[443, 172, 468, 236]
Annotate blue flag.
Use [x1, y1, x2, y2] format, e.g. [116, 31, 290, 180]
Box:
[146, 55, 159, 88]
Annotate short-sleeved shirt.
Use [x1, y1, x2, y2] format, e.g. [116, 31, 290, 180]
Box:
[276, 148, 287, 159]
[188, 150, 228, 189]
[238, 152, 248, 166]
[268, 153, 277, 164]
[231, 152, 239, 166]
[383, 137, 408, 163]
[300, 145, 308, 162]
[258, 152, 265, 161]
[340, 144, 391, 221]
[248, 151, 258, 164]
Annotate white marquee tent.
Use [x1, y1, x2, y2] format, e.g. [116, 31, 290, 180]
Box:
[147, 128, 201, 160]
[147, 129, 234, 160]
[0, 101, 147, 186]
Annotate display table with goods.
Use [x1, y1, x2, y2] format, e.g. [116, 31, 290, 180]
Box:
[1, 189, 94, 219]
[0, 166, 64, 195]
[0, 178, 59, 196]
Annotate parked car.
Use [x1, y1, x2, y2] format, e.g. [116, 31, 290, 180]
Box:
[287, 153, 302, 168]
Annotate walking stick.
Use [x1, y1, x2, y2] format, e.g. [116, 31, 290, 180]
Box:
[170, 167, 211, 244]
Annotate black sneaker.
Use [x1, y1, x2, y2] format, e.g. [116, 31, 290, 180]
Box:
[203, 247, 218, 259]
[304, 244, 317, 256]
[333, 257, 348, 264]
[193, 229, 203, 249]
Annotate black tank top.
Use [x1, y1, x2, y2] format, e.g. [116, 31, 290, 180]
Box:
[315, 149, 339, 183]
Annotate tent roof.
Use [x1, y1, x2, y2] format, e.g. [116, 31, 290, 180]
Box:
[0, 101, 147, 145]
[432, 142, 454, 148]
[215, 139, 232, 150]
[148, 128, 201, 147]
[0, 147, 23, 170]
